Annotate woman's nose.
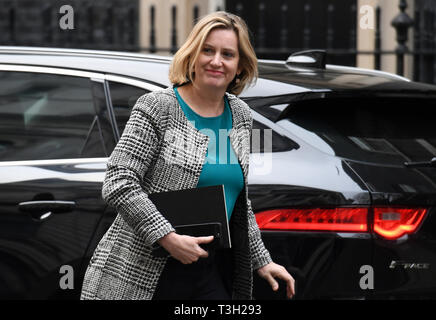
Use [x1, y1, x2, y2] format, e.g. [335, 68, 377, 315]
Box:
[210, 53, 223, 66]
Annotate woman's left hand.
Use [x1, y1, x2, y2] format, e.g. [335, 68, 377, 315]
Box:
[257, 262, 295, 299]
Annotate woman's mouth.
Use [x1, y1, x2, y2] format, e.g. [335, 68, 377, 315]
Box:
[205, 69, 224, 75]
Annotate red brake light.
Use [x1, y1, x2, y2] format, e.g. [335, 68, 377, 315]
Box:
[373, 207, 427, 240]
[255, 207, 428, 240]
[255, 208, 368, 232]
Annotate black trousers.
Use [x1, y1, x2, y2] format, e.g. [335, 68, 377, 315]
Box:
[152, 248, 233, 300]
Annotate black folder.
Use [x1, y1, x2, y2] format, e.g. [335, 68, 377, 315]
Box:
[148, 185, 231, 257]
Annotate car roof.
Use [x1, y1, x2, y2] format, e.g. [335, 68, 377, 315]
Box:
[0, 46, 174, 87]
[250, 59, 436, 97]
[2, 46, 436, 97]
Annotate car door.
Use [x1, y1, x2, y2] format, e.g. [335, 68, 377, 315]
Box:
[0, 68, 115, 299]
[79, 78, 155, 244]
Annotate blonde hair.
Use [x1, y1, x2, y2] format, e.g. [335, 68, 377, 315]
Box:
[169, 11, 257, 96]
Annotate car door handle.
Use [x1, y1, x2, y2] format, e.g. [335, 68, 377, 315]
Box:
[18, 200, 76, 220]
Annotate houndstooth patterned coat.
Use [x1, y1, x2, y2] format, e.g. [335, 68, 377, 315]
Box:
[80, 87, 272, 300]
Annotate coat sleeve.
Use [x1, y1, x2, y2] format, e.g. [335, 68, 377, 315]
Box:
[101, 93, 175, 247]
[242, 99, 273, 270]
[248, 198, 273, 270]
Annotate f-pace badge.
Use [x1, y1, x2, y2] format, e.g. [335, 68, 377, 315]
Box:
[389, 261, 430, 269]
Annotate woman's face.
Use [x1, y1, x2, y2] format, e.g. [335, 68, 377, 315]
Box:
[192, 28, 241, 92]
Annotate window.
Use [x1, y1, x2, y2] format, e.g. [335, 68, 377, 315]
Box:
[108, 81, 149, 135]
[0, 71, 106, 161]
[282, 96, 436, 164]
[251, 119, 299, 153]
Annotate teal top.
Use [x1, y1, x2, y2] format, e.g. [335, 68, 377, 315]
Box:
[174, 86, 244, 221]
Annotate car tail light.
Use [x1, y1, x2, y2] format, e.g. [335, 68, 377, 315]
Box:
[373, 207, 427, 240]
[255, 207, 428, 240]
[255, 208, 368, 232]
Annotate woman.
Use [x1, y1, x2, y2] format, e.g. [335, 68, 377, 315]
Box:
[81, 11, 295, 300]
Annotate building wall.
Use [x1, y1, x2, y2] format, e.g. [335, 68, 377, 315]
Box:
[139, 0, 224, 56]
[357, 0, 414, 79]
[0, 0, 140, 50]
[0, 0, 419, 80]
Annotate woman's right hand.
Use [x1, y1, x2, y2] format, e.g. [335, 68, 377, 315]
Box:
[158, 232, 214, 264]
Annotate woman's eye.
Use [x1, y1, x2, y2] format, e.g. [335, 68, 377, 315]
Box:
[223, 52, 235, 58]
[203, 48, 213, 53]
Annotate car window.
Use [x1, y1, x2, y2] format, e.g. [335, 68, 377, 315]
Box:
[282, 97, 436, 164]
[252, 119, 300, 153]
[108, 81, 149, 135]
[0, 71, 106, 161]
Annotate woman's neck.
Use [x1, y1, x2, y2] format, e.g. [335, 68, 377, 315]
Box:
[177, 83, 225, 117]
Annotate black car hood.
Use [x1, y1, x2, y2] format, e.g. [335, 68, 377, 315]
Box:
[344, 160, 436, 206]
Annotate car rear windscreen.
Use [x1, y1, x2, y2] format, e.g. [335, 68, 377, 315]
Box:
[281, 96, 436, 164]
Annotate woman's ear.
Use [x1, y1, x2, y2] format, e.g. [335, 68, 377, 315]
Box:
[237, 66, 242, 76]
[236, 71, 242, 83]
